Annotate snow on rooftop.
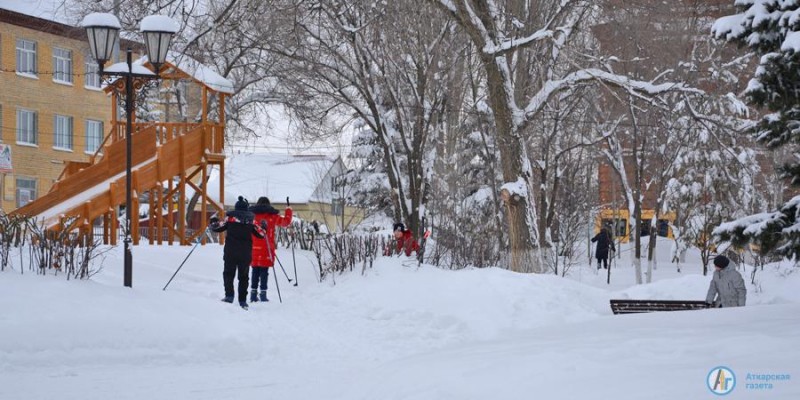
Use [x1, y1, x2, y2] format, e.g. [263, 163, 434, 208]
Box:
[133, 51, 235, 94]
[105, 62, 155, 76]
[206, 153, 338, 206]
[166, 51, 235, 94]
[0, 0, 71, 24]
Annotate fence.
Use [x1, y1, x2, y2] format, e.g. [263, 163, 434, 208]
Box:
[92, 226, 220, 243]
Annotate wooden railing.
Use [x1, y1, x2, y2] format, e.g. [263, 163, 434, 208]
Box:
[110, 121, 224, 153]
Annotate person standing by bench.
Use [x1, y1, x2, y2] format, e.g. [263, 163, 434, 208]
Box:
[705, 255, 747, 308]
[591, 227, 615, 270]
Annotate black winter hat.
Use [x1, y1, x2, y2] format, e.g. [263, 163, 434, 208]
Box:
[713, 255, 730, 268]
[393, 222, 405, 232]
[257, 196, 270, 206]
[235, 196, 249, 211]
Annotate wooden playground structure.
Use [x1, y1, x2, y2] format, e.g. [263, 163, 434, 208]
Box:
[12, 59, 229, 246]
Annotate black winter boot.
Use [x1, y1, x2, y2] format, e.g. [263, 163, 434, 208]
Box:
[250, 289, 258, 303]
[259, 290, 268, 302]
[239, 301, 249, 310]
[221, 296, 234, 303]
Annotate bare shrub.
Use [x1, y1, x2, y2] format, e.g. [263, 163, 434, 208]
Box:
[310, 234, 383, 282]
[5, 217, 110, 280]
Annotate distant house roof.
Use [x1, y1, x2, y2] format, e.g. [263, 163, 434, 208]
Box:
[0, 3, 139, 48]
[206, 153, 343, 206]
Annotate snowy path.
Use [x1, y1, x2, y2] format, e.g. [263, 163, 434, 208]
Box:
[1, 243, 798, 399]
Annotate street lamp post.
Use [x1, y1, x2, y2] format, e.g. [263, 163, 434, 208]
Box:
[81, 13, 177, 287]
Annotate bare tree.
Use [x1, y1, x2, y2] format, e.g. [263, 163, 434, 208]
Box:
[428, 0, 702, 272]
[266, 0, 465, 238]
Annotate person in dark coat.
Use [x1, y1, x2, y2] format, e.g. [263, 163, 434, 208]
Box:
[385, 222, 420, 257]
[591, 227, 615, 270]
[249, 197, 292, 303]
[706, 255, 746, 307]
[210, 196, 265, 309]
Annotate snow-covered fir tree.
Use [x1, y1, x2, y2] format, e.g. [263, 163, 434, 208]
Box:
[712, 0, 800, 260]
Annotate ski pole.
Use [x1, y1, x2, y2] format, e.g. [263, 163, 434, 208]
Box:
[263, 220, 292, 284]
[163, 227, 208, 291]
[288, 196, 298, 286]
[275, 253, 293, 284]
[271, 265, 282, 303]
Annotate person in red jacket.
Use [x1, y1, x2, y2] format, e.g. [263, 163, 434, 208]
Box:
[386, 222, 420, 257]
[249, 197, 292, 302]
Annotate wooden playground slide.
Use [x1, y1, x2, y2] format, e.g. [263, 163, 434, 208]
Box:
[12, 122, 225, 245]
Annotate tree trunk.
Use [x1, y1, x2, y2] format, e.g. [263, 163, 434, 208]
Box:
[486, 62, 537, 272]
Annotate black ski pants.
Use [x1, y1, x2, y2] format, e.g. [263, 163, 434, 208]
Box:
[223, 258, 250, 303]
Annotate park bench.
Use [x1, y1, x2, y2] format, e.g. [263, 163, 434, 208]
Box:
[610, 299, 710, 315]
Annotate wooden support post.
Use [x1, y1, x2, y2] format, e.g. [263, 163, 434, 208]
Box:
[179, 171, 187, 245]
[148, 188, 155, 245]
[111, 95, 118, 142]
[219, 93, 225, 125]
[109, 182, 118, 246]
[157, 182, 164, 245]
[178, 136, 187, 245]
[103, 213, 110, 245]
[131, 170, 140, 246]
[201, 162, 208, 245]
[111, 206, 118, 246]
[168, 178, 174, 245]
[202, 87, 208, 123]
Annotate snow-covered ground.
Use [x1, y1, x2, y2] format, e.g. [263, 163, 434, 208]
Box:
[1, 238, 798, 399]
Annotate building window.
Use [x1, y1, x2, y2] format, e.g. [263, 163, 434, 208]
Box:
[54, 115, 73, 150]
[16, 177, 37, 208]
[85, 61, 100, 88]
[331, 198, 344, 216]
[657, 219, 670, 237]
[15, 39, 37, 75]
[16, 109, 37, 145]
[53, 47, 73, 83]
[85, 120, 103, 153]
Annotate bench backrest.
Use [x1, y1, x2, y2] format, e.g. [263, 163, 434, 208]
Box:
[610, 299, 709, 315]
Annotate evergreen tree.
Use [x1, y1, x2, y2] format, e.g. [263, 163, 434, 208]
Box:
[712, 1, 800, 259]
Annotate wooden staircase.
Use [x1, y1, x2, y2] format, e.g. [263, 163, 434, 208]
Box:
[13, 121, 226, 245]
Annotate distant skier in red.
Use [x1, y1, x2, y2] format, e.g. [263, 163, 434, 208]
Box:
[386, 222, 420, 257]
[249, 197, 292, 302]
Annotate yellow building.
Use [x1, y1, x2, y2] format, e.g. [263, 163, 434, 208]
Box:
[595, 208, 676, 243]
[0, 7, 133, 212]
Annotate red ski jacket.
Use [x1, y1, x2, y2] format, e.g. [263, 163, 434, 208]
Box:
[387, 230, 420, 257]
[249, 204, 293, 267]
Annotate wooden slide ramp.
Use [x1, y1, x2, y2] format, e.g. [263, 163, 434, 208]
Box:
[12, 122, 225, 245]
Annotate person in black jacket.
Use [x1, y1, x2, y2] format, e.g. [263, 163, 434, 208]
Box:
[591, 227, 615, 270]
[210, 196, 265, 309]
